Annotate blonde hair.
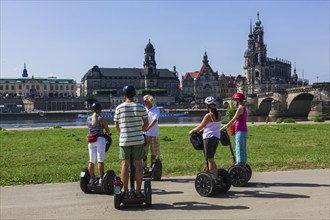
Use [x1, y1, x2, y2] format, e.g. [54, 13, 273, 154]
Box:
[143, 94, 155, 105]
[91, 113, 98, 126]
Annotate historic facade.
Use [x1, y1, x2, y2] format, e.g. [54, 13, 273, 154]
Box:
[80, 41, 180, 100]
[181, 52, 243, 104]
[0, 63, 77, 98]
[243, 12, 306, 95]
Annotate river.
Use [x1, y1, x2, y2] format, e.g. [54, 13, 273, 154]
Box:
[0, 115, 307, 129]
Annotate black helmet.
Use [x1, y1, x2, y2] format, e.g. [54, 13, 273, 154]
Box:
[123, 85, 136, 97]
[91, 102, 102, 111]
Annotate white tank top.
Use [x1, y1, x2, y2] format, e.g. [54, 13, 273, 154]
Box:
[203, 113, 221, 139]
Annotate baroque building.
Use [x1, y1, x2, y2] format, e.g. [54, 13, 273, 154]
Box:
[181, 52, 241, 104]
[244, 12, 304, 95]
[80, 40, 180, 101]
[0, 63, 77, 98]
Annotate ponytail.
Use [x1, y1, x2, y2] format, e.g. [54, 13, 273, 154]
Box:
[209, 105, 219, 120]
[92, 112, 98, 126]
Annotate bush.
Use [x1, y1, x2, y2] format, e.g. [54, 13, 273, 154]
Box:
[313, 113, 325, 122]
[283, 118, 296, 123]
[276, 118, 283, 123]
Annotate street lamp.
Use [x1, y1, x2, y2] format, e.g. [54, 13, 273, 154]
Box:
[109, 94, 112, 113]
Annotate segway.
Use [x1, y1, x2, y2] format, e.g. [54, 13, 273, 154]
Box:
[114, 154, 152, 209]
[190, 132, 231, 197]
[80, 168, 115, 194]
[80, 135, 115, 195]
[143, 157, 162, 181]
[220, 130, 252, 187]
[142, 134, 162, 180]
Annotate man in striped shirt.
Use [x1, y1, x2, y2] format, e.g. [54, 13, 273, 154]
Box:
[114, 85, 149, 198]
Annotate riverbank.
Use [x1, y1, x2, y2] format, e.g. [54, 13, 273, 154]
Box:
[2, 120, 328, 131]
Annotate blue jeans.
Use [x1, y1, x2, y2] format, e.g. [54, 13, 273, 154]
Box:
[235, 131, 247, 164]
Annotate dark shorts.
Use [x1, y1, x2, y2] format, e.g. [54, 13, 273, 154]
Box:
[119, 144, 145, 160]
[203, 136, 219, 159]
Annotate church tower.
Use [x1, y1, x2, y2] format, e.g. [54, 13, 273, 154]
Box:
[22, 63, 28, 77]
[143, 40, 157, 77]
[244, 12, 292, 95]
[244, 12, 267, 94]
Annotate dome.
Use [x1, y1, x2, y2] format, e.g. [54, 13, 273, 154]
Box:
[244, 48, 251, 57]
[145, 40, 155, 53]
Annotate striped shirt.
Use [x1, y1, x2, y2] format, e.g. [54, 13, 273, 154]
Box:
[114, 102, 147, 146]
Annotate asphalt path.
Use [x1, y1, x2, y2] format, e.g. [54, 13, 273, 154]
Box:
[1, 169, 329, 220]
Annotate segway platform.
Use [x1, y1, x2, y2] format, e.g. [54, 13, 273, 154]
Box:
[80, 168, 115, 195]
[190, 132, 232, 197]
[143, 158, 162, 181]
[220, 130, 253, 187]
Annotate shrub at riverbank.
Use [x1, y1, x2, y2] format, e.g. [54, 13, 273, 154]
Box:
[0, 124, 329, 186]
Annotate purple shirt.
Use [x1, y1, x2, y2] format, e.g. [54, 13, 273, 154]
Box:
[235, 106, 248, 132]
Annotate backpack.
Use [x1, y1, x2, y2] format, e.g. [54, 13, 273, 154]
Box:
[190, 132, 204, 150]
[220, 130, 231, 146]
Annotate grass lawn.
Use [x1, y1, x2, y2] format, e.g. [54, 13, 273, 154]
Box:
[0, 123, 329, 186]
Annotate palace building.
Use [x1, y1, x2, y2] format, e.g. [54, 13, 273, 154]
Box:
[181, 52, 244, 104]
[0, 63, 77, 98]
[80, 40, 180, 101]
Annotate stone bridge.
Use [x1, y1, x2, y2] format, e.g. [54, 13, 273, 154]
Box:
[223, 83, 330, 120]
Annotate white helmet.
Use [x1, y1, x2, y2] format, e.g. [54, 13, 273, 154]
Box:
[204, 96, 216, 105]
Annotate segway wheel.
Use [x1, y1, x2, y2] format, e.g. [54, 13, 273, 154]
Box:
[216, 168, 231, 193]
[194, 172, 216, 197]
[114, 193, 122, 209]
[80, 168, 91, 193]
[152, 160, 162, 181]
[144, 179, 152, 207]
[102, 170, 115, 195]
[228, 165, 249, 187]
[245, 164, 252, 181]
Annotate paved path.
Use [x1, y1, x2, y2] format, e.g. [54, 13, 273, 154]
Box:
[1, 169, 329, 220]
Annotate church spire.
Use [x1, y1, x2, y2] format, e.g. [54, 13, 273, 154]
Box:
[203, 52, 209, 64]
[22, 62, 28, 77]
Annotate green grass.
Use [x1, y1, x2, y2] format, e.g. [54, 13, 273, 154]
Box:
[0, 123, 329, 186]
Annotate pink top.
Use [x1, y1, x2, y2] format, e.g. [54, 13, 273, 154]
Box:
[235, 106, 248, 132]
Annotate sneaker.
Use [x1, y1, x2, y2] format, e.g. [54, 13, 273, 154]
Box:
[89, 178, 96, 185]
[135, 192, 144, 199]
[98, 178, 103, 185]
[122, 192, 129, 199]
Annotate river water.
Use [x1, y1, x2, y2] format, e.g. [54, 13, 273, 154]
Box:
[0, 115, 307, 129]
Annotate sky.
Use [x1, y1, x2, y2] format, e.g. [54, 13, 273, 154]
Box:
[1, 0, 329, 84]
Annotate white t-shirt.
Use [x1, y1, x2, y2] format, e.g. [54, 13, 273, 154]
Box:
[145, 105, 160, 137]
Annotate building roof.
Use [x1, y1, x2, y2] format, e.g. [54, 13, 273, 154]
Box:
[82, 67, 178, 80]
[0, 77, 76, 84]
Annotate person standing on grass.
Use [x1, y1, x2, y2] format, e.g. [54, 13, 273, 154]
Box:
[114, 85, 149, 199]
[189, 96, 222, 178]
[87, 102, 112, 185]
[143, 94, 161, 168]
[221, 92, 248, 165]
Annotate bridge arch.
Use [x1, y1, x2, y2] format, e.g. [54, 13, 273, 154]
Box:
[287, 93, 314, 117]
[258, 97, 273, 116]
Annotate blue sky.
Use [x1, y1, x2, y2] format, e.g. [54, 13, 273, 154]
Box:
[1, 0, 329, 84]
